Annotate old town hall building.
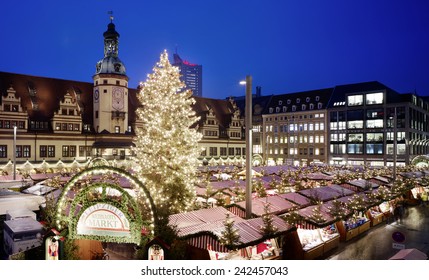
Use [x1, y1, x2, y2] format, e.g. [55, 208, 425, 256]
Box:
[0, 18, 246, 169]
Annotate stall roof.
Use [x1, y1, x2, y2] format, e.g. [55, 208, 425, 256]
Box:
[22, 184, 56, 196]
[297, 204, 335, 226]
[207, 180, 246, 190]
[4, 217, 43, 233]
[298, 185, 352, 202]
[280, 192, 312, 208]
[337, 193, 370, 205]
[29, 173, 61, 182]
[0, 189, 46, 215]
[400, 171, 424, 179]
[347, 179, 379, 191]
[234, 195, 297, 216]
[305, 172, 334, 181]
[370, 176, 392, 186]
[169, 207, 243, 229]
[253, 165, 297, 175]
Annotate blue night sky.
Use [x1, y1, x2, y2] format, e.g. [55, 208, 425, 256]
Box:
[1, 0, 429, 99]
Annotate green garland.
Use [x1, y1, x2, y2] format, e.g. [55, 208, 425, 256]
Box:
[55, 165, 158, 245]
[68, 182, 143, 244]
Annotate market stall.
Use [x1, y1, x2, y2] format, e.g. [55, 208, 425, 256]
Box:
[169, 207, 293, 260]
[292, 205, 340, 259]
[331, 194, 371, 241]
[365, 206, 384, 226]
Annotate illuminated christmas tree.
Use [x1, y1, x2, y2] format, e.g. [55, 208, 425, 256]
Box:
[133, 50, 202, 214]
[219, 213, 241, 250]
[260, 203, 278, 236]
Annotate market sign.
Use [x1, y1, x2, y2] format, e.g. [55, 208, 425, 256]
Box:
[77, 203, 131, 237]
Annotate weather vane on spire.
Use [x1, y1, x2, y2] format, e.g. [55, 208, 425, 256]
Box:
[108, 11, 114, 22]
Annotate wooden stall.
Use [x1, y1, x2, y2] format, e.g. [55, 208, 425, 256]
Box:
[292, 206, 341, 259]
[335, 214, 370, 242]
[295, 224, 340, 259]
[169, 206, 293, 260]
[366, 206, 384, 226]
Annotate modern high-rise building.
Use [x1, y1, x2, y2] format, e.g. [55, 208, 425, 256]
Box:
[173, 52, 203, 97]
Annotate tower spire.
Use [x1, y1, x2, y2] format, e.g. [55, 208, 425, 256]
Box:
[108, 11, 114, 23]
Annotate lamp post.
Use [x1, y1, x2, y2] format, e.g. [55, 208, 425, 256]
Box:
[241, 75, 253, 219]
[393, 107, 397, 180]
[389, 107, 397, 180]
[13, 126, 17, 180]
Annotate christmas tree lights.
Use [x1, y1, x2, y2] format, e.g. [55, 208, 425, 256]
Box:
[132, 50, 202, 214]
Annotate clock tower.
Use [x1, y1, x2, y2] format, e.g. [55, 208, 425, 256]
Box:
[93, 15, 129, 134]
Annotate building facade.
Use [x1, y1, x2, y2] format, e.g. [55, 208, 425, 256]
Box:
[173, 53, 203, 97]
[262, 88, 332, 166]
[260, 81, 429, 167]
[327, 81, 429, 167]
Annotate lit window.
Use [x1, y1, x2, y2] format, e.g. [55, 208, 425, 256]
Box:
[347, 95, 363, 106]
[366, 92, 383, 105]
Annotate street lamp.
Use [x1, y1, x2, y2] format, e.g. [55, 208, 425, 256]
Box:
[389, 107, 397, 180]
[13, 126, 17, 180]
[240, 75, 252, 219]
[393, 107, 397, 180]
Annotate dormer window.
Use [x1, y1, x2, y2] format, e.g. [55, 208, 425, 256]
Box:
[309, 103, 314, 110]
[287, 99, 291, 104]
[315, 96, 320, 102]
[306, 97, 310, 102]
[318, 102, 323, 109]
[292, 105, 296, 112]
[283, 106, 287, 112]
[276, 107, 280, 113]
[269, 107, 273, 113]
[278, 100, 283, 105]
[296, 98, 301, 104]
[302, 104, 306, 111]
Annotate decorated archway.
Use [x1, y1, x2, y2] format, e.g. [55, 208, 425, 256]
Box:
[411, 155, 429, 168]
[252, 154, 263, 166]
[55, 166, 157, 245]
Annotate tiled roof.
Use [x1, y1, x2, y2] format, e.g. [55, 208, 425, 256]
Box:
[263, 87, 333, 114]
[192, 96, 240, 129]
[0, 71, 94, 122]
[327, 81, 405, 108]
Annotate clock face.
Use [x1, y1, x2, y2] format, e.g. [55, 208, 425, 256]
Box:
[94, 88, 99, 103]
[112, 87, 124, 110]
